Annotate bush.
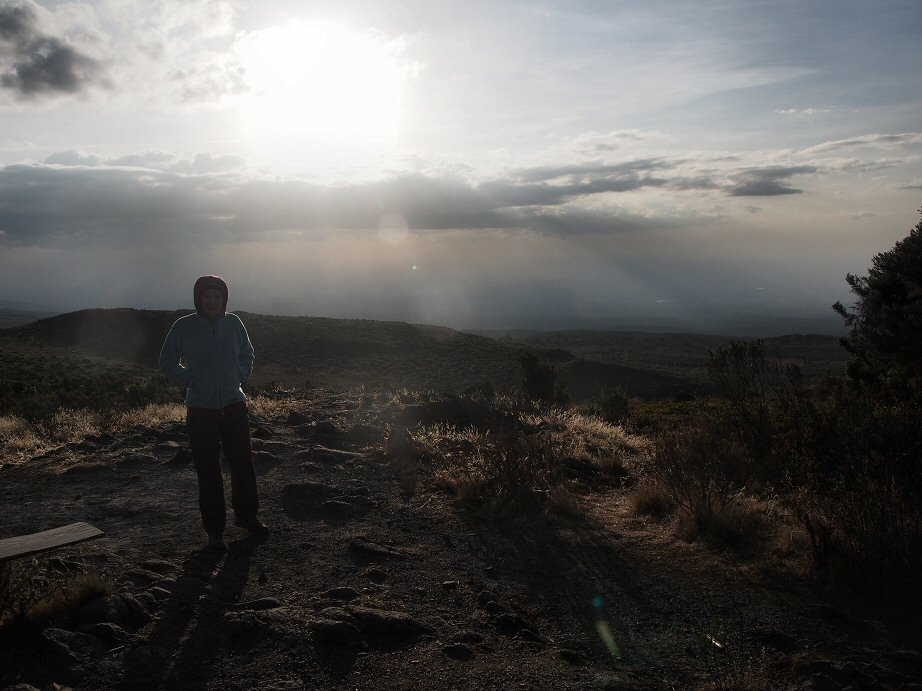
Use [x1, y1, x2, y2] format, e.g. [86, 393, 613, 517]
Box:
[597, 384, 629, 424]
[650, 427, 749, 523]
[520, 353, 568, 407]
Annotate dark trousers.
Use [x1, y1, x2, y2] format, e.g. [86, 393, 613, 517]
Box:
[186, 401, 258, 536]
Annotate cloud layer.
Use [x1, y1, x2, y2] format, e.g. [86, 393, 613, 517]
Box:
[0, 1, 106, 97]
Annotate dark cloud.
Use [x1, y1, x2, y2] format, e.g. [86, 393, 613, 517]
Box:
[0, 163, 683, 248]
[0, 1, 105, 98]
[0, 155, 829, 248]
[728, 165, 817, 197]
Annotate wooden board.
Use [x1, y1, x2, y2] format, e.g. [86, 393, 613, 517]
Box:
[0, 522, 104, 562]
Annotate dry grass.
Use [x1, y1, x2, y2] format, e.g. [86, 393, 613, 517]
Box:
[24, 570, 116, 631]
[0, 394, 304, 466]
[421, 401, 650, 519]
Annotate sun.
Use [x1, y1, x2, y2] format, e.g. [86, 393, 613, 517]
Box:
[236, 21, 406, 156]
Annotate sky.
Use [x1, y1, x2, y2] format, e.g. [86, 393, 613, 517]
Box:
[0, 0, 920, 334]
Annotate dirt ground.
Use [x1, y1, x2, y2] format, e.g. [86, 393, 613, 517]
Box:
[2, 392, 921, 690]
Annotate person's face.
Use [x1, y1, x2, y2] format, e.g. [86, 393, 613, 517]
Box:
[201, 287, 224, 319]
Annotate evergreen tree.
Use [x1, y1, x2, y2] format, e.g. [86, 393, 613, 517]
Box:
[833, 208, 922, 394]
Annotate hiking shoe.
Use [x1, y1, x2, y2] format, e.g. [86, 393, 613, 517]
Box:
[235, 517, 270, 535]
[206, 534, 226, 551]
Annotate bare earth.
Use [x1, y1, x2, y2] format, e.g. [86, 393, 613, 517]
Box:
[2, 391, 921, 690]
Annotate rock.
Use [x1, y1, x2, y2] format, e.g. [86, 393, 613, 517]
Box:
[324, 587, 360, 601]
[264, 679, 305, 690]
[73, 593, 151, 632]
[232, 597, 285, 610]
[442, 581, 459, 590]
[442, 643, 474, 660]
[364, 568, 387, 583]
[252, 450, 280, 474]
[309, 446, 365, 465]
[122, 568, 165, 586]
[84, 622, 129, 645]
[138, 559, 178, 574]
[41, 627, 109, 664]
[315, 420, 339, 435]
[167, 448, 193, 466]
[495, 612, 528, 636]
[251, 424, 274, 439]
[282, 482, 337, 519]
[287, 410, 312, 426]
[117, 453, 157, 468]
[310, 618, 365, 648]
[557, 648, 583, 664]
[349, 539, 406, 561]
[385, 427, 418, 459]
[318, 500, 361, 519]
[125, 644, 170, 670]
[347, 424, 386, 444]
[346, 606, 434, 644]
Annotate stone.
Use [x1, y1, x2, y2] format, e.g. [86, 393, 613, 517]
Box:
[167, 448, 193, 466]
[117, 453, 157, 468]
[442, 643, 474, 660]
[73, 593, 151, 632]
[324, 587, 359, 601]
[364, 568, 387, 583]
[349, 539, 406, 561]
[442, 581, 459, 590]
[41, 627, 109, 664]
[287, 410, 312, 426]
[310, 618, 365, 647]
[346, 606, 434, 644]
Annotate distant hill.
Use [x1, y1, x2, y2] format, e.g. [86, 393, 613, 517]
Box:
[2, 310, 847, 420]
[1, 310, 711, 412]
[0, 308, 59, 329]
[502, 330, 849, 387]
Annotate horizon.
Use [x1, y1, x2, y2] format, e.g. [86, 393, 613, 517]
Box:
[0, 1, 920, 333]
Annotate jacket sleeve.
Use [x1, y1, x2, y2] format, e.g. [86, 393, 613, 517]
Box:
[238, 318, 255, 383]
[159, 320, 194, 386]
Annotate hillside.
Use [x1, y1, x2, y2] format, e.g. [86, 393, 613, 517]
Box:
[502, 330, 848, 387]
[1, 310, 703, 418]
[2, 391, 920, 689]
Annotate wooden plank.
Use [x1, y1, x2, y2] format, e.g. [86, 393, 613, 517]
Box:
[0, 522, 104, 562]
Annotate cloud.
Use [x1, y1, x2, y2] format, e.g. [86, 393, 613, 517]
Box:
[0, 161, 712, 248]
[2, 148, 850, 249]
[775, 107, 831, 116]
[803, 133, 922, 155]
[45, 149, 100, 166]
[0, 1, 106, 98]
[727, 165, 817, 197]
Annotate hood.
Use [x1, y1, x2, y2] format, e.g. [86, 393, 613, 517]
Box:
[193, 275, 229, 315]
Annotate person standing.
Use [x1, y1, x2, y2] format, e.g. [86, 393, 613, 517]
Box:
[159, 275, 269, 550]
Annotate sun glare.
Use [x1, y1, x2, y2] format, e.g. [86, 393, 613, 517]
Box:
[236, 22, 406, 157]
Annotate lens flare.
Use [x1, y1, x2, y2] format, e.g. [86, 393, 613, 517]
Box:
[593, 595, 622, 659]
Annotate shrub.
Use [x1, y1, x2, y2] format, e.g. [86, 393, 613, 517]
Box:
[597, 384, 629, 424]
[519, 353, 568, 407]
[649, 427, 749, 523]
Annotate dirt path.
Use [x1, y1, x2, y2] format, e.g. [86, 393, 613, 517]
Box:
[2, 398, 921, 690]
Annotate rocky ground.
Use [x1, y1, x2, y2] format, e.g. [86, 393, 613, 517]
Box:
[1, 390, 921, 690]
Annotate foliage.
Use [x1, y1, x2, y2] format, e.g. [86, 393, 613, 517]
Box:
[519, 353, 568, 407]
[649, 427, 749, 522]
[833, 208, 922, 395]
[597, 384, 629, 424]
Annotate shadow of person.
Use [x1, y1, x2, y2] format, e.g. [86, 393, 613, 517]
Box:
[120, 535, 263, 690]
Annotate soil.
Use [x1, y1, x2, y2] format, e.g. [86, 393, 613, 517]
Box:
[1, 392, 921, 690]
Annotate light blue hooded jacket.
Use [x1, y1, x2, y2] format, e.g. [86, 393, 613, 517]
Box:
[159, 276, 254, 409]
